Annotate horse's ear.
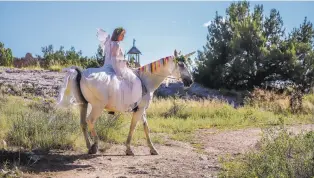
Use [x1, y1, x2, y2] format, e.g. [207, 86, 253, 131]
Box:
[174, 50, 178, 57]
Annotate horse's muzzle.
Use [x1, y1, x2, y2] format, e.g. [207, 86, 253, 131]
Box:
[183, 78, 193, 87]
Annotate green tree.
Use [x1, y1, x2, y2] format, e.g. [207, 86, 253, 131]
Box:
[283, 17, 314, 112]
[0, 42, 14, 67]
[194, 1, 271, 90]
[38, 44, 104, 69]
[95, 45, 104, 66]
[193, 1, 313, 92]
[193, 11, 231, 89]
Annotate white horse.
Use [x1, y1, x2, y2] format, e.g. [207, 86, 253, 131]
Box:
[56, 50, 194, 155]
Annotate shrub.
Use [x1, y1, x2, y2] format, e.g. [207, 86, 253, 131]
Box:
[219, 126, 314, 178]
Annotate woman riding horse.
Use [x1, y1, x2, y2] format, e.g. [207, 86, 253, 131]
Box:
[97, 27, 142, 112]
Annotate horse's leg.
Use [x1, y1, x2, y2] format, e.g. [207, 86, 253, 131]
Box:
[142, 111, 159, 155]
[86, 105, 103, 154]
[80, 103, 91, 150]
[125, 109, 142, 156]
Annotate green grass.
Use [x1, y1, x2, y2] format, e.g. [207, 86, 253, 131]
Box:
[20, 65, 43, 71]
[146, 97, 313, 133]
[219, 126, 314, 178]
[1, 92, 314, 152]
[7, 63, 82, 72]
[0, 162, 22, 178]
[0, 96, 81, 151]
[47, 64, 68, 72]
[1, 91, 314, 177]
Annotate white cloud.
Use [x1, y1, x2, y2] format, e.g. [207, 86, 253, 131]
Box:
[203, 20, 211, 27]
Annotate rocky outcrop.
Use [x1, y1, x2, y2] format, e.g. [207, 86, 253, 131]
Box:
[155, 77, 241, 107]
[0, 67, 64, 98]
[13, 53, 39, 68]
[0, 67, 240, 106]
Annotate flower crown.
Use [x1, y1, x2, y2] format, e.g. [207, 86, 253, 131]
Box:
[174, 55, 187, 64]
[115, 27, 124, 34]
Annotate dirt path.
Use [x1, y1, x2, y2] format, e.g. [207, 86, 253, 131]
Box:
[18, 124, 314, 178]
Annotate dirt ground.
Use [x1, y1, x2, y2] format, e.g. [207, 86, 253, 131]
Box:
[16, 124, 314, 178]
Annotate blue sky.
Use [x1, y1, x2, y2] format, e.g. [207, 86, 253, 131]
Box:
[1, 1, 313, 65]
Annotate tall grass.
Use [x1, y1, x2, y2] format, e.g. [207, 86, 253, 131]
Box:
[0, 96, 78, 151]
[146, 96, 313, 133]
[1, 90, 314, 151]
[0, 96, 125, 151]
[219, 126, 314, 178]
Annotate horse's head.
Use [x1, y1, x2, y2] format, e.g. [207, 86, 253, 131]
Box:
[171, 50, 194, 88]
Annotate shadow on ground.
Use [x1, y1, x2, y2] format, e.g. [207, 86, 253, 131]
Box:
[1, 149, 99, 173]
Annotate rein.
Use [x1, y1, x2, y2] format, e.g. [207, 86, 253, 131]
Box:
[149, 73, 176, 79]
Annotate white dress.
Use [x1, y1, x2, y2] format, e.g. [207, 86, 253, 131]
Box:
[96, 28, 142, 111]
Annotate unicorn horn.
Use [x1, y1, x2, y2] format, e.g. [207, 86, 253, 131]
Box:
[184, 51, 196, 59]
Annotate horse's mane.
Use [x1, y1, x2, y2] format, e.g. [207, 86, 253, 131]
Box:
[136, 55, 173, 74]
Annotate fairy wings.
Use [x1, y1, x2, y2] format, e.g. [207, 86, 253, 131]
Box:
[96, 28, 111, 57]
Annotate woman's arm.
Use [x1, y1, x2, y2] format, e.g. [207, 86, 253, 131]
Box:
[110, 42, 127, 76]
[110, 42, 121, 58]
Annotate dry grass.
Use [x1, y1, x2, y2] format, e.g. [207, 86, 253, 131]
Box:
[1, 89, 314, 152]
[219, 126, 314, 178]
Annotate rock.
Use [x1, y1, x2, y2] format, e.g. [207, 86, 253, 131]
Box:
[155, 78, 240, 106]
[0, 67, 241, 107]
[0, 67, 65, 99]
[127, 166, 136, 169]
[199, 156, 207, 160]
[1, 140, 7, 150]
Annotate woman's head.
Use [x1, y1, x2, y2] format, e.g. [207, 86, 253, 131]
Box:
[111, 27, 126, 41]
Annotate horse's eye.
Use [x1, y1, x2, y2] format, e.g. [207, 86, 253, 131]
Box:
[178, 62, 185, 68]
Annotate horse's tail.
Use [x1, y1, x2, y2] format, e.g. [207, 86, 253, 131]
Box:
[56, 66, 88, 108]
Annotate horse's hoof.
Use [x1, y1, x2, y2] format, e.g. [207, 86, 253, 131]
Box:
[150, 149, 159, 155]
[126, 149, 134, 156]
[88, 144, 98, 154]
